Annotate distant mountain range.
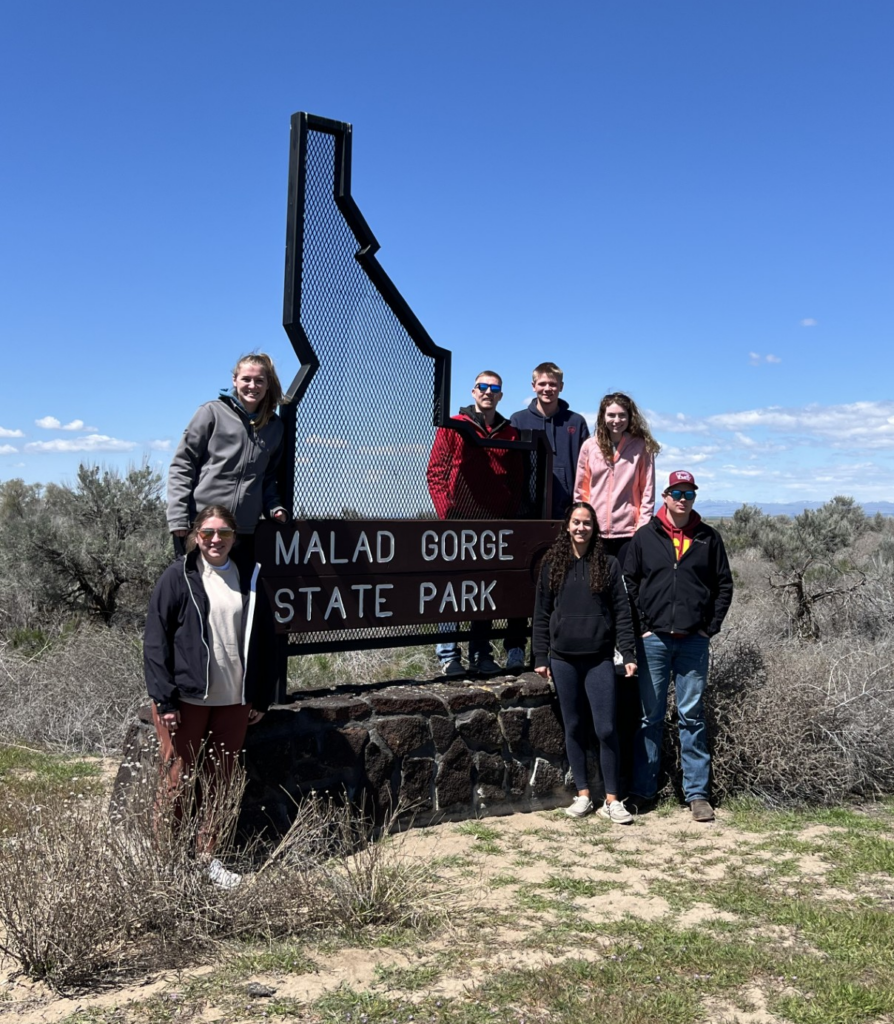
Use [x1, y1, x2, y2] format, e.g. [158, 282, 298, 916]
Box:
[691, 500, 894, 519]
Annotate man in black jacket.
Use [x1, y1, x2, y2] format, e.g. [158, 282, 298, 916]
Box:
[623, 470, 733, 821]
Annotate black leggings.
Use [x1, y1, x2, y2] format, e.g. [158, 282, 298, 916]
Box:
[551, 653, 620, 796]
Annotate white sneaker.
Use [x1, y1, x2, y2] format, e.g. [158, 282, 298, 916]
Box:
[207, 858, 242, 889]
[565, 795, 594, 818]
[597, 799, 633, 825]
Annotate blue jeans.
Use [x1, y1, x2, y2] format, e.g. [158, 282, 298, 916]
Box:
[632, 632, 711, 803]
[436, 621, 492, 664]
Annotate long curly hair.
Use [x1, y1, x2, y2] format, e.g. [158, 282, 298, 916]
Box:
[545, 502, 610, 594]
[231, 353, 288, 429]
[594, 392, 661, 463]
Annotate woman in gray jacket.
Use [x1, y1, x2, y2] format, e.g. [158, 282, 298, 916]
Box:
[167, 353, 289, 560]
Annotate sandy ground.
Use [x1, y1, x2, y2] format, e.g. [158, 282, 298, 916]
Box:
[0, 802, 869, 1024]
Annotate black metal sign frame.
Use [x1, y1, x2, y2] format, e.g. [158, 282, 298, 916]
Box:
[273, 112, 554, 680]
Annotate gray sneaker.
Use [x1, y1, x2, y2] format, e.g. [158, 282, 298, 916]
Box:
[474, 656, 503, 677]
[441, 659, 465, 678]
[505, 647, 526, 673]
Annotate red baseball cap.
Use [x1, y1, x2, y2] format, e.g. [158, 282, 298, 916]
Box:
[665, 470, 698, 492]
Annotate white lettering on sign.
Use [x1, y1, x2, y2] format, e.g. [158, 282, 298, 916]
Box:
[375, 584, 393, 618]
[324, 588, 347, 620]
[377, 532, 395, 563]
[275, 534, 299, 565]
[352, 533, 373, 562]
[498, 530, 513, 560]
[351, 583, 372, 616]
[304, 532, 325, 563]
[298, 586, 321, 619]
[419, 528, 515, 563]
[329, 534, 348, 564]
[480, 579, 497, 610]
[419, 581, 437, 612]
[274, 588, 295, 623]
[439, 581, 458, 613]
[461, 579, 478, 611]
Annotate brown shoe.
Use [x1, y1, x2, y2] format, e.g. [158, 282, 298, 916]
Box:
[690, 799, 715, 822]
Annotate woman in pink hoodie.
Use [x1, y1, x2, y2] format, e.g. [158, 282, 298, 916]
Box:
[573, 393, 660, 567]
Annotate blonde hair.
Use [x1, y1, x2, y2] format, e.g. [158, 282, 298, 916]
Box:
[232, 352, 288, 429]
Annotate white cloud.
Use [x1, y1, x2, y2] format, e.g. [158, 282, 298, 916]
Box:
[24, 434, 138, 454]
[765, 354, 782, 364]
[748, 351, 761, 366]
[800, 318, 819, 327]
[304, 434, 349, 449]
[0, 427, 24, 438]
[62, 419, 98, 431]
[35, 416, 61, 429]
[0, 444, 18, 455]
[149, 439, 172, 451]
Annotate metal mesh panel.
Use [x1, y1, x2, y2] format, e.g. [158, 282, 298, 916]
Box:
[293, 128, 438, 522]
[281, 116, 550, 654]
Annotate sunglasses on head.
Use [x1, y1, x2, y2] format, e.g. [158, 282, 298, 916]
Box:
[198, 527, 235, 539]
[475, 382, 502, 393]
[668, 490, 696, 501]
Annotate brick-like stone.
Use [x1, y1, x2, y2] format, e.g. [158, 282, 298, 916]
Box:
[515, 674, 554, 699]
[399, 757, 435, 810]
[367, 687, 448, 715]
[474, 751, 505, 787]
[529, 757, 565, 796]
[364, 740, 395, 810]
[429, 715, 456, 753]
[436, 737, 473, 808]
[456, 709, 503, 752]
[505, 759, 530, 798]
[376, 716, 430, 757]
[489, 682, 523, 702]
[499, 708, 528, 752]
[438, 685, 500, 713]
[528, 705, 566, 756]
[295, 695, 372, 723]
[319, 727, 369, 769]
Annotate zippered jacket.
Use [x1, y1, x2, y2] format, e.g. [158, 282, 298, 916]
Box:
[532, 554, 636, 668]
[622, 515, 733, 637]
[426, 406, 525, 520]
[573, 434, 655, 538]
[143, 550, 276, 714]
[166, 395, 286, 534]
[510, 399, 590, 519]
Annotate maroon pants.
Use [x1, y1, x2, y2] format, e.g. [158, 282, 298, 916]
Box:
[152, 702, 251, 850]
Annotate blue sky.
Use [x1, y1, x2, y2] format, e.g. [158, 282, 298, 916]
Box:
[1, 1, 892, 504]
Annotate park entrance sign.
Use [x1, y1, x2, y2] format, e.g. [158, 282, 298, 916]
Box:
[268, 112, 555, 683]
[257, 519, 554, 634]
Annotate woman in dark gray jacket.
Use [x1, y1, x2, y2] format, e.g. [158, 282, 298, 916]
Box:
[533, 502, 637, 824]
[166, 353, 289, 559]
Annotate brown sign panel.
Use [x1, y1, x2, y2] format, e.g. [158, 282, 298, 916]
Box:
[256, 519, 558, 635]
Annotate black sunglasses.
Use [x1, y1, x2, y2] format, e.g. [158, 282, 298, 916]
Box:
[474, 382, 502, 393]
[668, 489, 696, 501]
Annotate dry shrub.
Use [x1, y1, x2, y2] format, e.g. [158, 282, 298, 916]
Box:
[0, 627, 144, 754]
[0, 764, 453, 991]
[706, 631, 894, 804]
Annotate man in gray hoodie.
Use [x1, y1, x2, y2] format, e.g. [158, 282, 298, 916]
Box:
[510, 362, 590, 520]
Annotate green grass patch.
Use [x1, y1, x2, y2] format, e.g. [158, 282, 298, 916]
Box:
[455, 821, 502, 853]
[373, 962, 442, 990]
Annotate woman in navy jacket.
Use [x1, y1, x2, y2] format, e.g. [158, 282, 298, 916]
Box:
[533, 502, 637, 823]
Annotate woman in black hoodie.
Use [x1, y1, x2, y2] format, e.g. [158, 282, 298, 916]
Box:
[533, 502, 637, 823]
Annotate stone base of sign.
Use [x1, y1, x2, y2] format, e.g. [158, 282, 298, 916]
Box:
[113, 673, 595, 832]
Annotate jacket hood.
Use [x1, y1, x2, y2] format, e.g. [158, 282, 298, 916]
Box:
[523, 397, 571, 421]
[457, 405, 510, 433]
[656, 505, 702, 537]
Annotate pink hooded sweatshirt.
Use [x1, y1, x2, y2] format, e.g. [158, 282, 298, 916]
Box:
[573, 433, 656, 538]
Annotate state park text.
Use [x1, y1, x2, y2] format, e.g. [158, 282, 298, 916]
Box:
[255, 519, 558, 633]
